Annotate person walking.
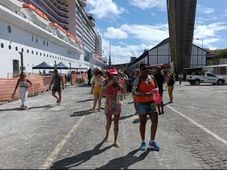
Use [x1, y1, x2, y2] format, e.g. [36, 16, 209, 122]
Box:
[133, 64, 160, 151]
[87, 68, 92, 86]
[12, 72, 32, 109]
[154, 66, 165, 115]
[178, 73, 183, 85]
[131, 69, 140, 115]
[49, 69, 65, 105]
[167, 73, 175, 103]
[103, 68, 124, 148]
[92, 70, 105, 112]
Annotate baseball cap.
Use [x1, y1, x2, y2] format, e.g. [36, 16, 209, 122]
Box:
[108, 68, 118, 75]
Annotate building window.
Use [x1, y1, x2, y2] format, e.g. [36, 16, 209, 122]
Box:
[32, 35, 34, 41]
[36, 37, 38, 43]
[7, 26, 11, 33]
[21, 48, 24, 52]
[32, 50, 34, 54]
[40, 52, 42, 56]
[44, 53, 45, 56]
[47, 54, 49, 57]
[8, 45, 11, 50]
[43, 40, 45, 46]
[47, 41, 48, 46]
[1, 43, 4, 48]
[15, 46, 18, 51]
[36, 51, 38, 55]
[27, 49, 29, 53]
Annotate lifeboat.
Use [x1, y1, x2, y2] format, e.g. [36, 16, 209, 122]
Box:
[48, 22, 68, 41]
[20, 3, 50, 28]
[66, 32, 77, 45]
[77, 38, 84, 50]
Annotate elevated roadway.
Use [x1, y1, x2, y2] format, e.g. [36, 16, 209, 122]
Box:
[167, 0, 197, 73]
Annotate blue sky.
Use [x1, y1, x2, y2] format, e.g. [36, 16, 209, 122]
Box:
[86, 0, 227, 64]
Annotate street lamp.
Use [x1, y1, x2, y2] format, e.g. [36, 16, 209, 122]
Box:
[195, 38, 203, 49]
[195, 38, 205, 67]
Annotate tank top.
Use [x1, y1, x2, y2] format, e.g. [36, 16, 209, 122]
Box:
[53, 75, 61, 88]
[19, 79, 28, 88]
[134, 76, 156, 103]
[94, 76, 103, 87]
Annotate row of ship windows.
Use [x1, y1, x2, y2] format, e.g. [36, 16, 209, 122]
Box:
[0, 42, 74, 63]
[4, 24, 49, 47]
[31, 35, 49, 47]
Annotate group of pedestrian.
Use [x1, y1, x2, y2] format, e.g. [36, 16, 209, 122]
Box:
[12, 69, 65, 109]
[11, 65, 175, 151]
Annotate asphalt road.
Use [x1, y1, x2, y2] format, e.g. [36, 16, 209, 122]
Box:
[0, 82, 226, 169]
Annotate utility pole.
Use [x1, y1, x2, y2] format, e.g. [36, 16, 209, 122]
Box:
[19, 51, 24, 73]
[108, 42, 111, 66]
[69, 62, 72, 85]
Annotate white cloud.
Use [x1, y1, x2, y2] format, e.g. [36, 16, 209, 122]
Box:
[120, 24, 168, 43]
[104, 27, 128, 39]
[194, 22, 227, 39]
[102, 39, 154, 64]
[102, 24, 169, 64]
[225, 10, 227, 16]
[104, 24, 168, 42]
[87, 0, 125, 19]
[194, 22, 227, 48]
[128, 0, 166, 10]
[197, 4, 215, 14]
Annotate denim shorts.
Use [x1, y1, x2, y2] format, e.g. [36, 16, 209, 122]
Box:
[137, 103, 157, 115]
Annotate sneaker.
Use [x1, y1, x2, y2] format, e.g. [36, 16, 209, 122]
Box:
[149, 141, 160, 151]
[139, 142, 146, 151]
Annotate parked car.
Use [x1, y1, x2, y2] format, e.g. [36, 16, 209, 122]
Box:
[186, 71, 225, 85]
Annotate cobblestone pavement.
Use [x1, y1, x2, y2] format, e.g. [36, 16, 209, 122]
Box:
[0, 83, 226, 169]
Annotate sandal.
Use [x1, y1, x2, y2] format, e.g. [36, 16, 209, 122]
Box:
[113, 142, 120, 148]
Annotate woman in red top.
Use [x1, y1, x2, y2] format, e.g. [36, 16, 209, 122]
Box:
[132, 64, 160, 151]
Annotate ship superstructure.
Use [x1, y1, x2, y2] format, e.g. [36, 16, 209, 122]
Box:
[0, 0, 105, 78]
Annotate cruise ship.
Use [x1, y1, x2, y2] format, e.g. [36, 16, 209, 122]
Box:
[0, 0, 106, 78]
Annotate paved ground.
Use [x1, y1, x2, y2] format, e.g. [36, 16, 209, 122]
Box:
[0, 82, 227, 169]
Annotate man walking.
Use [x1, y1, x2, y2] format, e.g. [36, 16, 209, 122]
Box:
[49, 69, 65, 105]
[87, 68, 92, 86]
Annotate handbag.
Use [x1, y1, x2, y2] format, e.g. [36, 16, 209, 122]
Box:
[152, 88, 162, 104]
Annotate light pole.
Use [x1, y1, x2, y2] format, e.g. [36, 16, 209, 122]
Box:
[195, 38, 205, 66]
[195, 38, 203, 49]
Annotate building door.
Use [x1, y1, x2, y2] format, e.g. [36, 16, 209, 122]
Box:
[13, 59, 19, 77]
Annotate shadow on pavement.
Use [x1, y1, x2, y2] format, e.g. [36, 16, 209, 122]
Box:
[76, 99, 94, 103]
[97, 149, 150, 169]
[0, 104, 54, 112]
[70, 109, 93, 117]
[50, 141, 113, 169]
[0, 107, 24, 111]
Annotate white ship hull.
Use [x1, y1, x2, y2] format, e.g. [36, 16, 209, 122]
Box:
[0, 4, 97, 78]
